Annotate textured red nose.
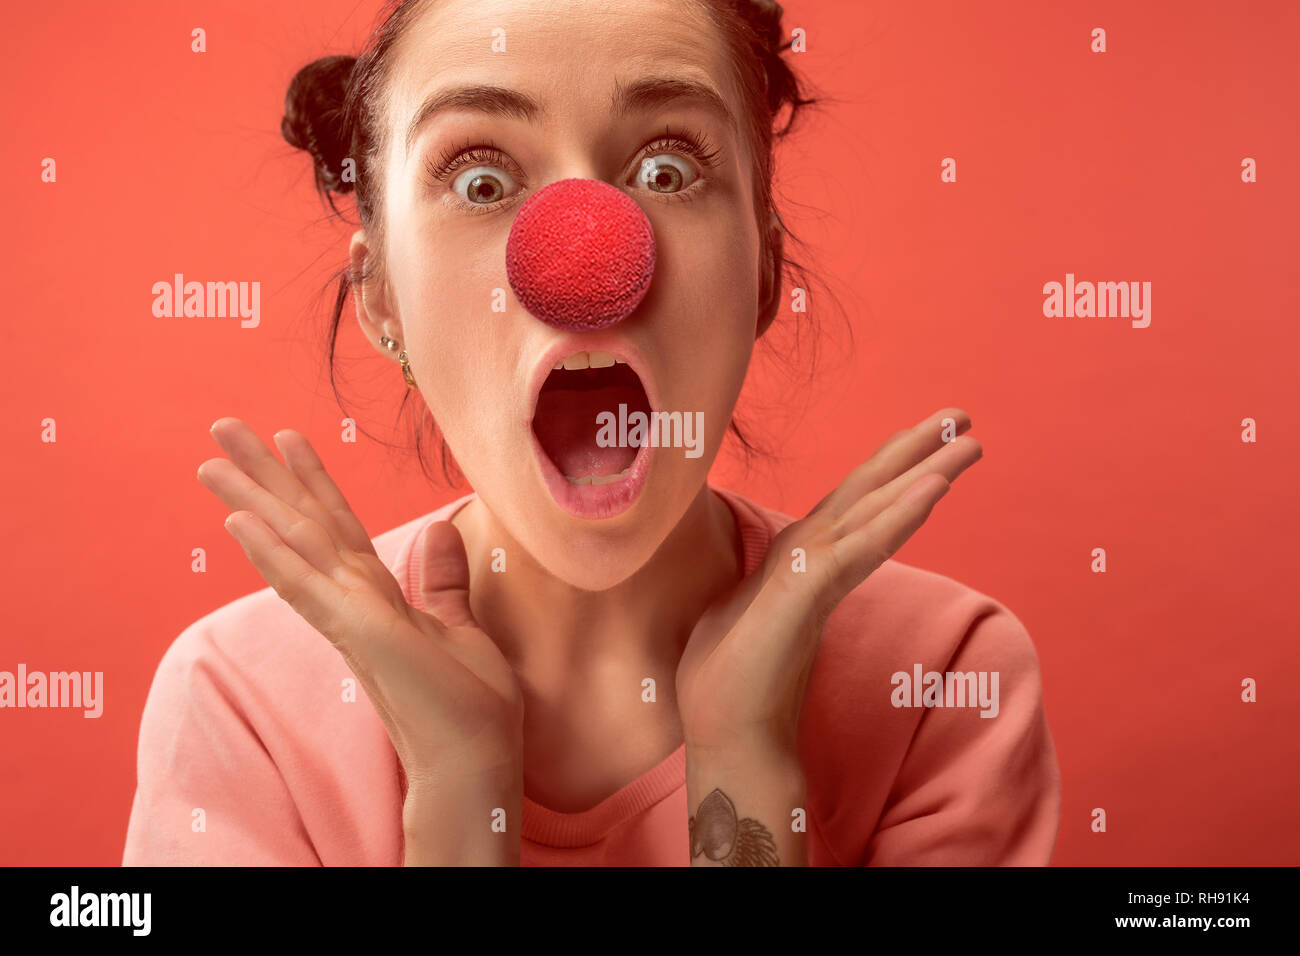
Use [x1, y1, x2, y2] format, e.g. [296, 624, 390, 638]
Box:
[506, 178, 656, 331]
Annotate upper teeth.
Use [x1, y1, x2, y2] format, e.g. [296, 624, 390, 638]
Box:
[554, 350, 627, 370]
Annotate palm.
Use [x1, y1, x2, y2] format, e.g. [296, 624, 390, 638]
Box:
[677, 522, 830, 747]
[676, 408, 985, 749]
[198, 419, 523, 779]
[345, 552, 522, 759]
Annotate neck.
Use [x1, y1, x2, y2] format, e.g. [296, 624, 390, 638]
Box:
[451, 486, 742, 671]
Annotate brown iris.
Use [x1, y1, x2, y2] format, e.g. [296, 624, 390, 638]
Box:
[467, 173, 504, 203]
[645, 162, 683, 193]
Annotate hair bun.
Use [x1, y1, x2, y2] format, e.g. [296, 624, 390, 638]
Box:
[743, 0, 785, 48]
[734, 0, 812, 134]
[281, 54, 357, 196]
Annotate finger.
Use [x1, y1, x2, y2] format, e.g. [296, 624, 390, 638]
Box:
[198, 457, 343, 574]
[271, 428, 378, 557]
[223, 509, 373, 659]
[811, 408, 971, 520]
[832, 433, 981, 538]
[826, 473, 950, 604]
[226, 511, 464, 712]
[209, 418, 361, 555]
[420, 521, 477, 629]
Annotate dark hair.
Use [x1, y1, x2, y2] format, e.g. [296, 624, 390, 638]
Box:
[281, 0, 836, 486]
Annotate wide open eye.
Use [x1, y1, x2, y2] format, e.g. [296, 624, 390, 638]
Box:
[633, 154, 699, 194]
[452, 165, 520, 205]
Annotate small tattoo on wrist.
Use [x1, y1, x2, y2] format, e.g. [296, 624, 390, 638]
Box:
[688, 788, 779, 866]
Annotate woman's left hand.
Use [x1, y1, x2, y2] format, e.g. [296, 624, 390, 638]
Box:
[676, 408, 983, 757]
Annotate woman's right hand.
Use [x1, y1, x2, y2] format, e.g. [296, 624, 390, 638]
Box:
[197, 418, 523, 863]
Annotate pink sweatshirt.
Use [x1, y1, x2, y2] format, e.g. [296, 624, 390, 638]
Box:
[122, 488, 1061, 866]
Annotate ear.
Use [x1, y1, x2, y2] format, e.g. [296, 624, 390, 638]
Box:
[349, 229, 400, 353]
[755, 210, 784, 340]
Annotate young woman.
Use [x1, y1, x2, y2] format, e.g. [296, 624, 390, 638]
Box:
[123, 0, 1060, 866]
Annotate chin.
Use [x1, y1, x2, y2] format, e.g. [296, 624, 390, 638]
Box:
[524, 486, 687, 591]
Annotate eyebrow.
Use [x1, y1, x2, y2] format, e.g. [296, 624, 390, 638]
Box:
[404, 76, 735, 154]
[611, 76, 736, 133]
[405, 85, 542, 153]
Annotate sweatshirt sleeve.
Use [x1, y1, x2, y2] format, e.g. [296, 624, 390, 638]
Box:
[122, 624, 322, 866]
[864, 607, 1061, 865]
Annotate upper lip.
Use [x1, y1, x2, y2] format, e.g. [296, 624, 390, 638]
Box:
[526, 334, 660, 428]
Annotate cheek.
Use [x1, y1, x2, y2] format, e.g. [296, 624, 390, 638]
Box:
[647, 193, 759, 324]
[648, 205, 760, 396]
[387, 225, 514, 450]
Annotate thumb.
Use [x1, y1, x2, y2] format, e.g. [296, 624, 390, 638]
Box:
[420, 520, 477, 628]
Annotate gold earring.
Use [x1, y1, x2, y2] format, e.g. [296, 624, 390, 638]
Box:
[399, 350, 418, 390]
[380, 335, 419, 390]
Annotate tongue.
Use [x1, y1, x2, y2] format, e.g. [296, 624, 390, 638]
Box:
[534, 384, 644, 477]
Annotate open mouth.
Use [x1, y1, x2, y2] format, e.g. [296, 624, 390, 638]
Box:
[531, 350, 652, 484]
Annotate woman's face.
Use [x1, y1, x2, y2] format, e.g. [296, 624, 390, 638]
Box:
[364, 0, 762, 589]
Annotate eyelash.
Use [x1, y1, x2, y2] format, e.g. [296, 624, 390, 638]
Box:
[423, 125, 723, 213]
[642, 124, 723, 171]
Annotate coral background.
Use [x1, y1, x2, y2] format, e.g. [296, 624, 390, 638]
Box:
[2, 0, 1297, 864]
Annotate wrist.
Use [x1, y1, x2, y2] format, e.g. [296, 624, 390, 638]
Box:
[401, 761, 523, 866]
[684, 745, 807, 867]
[685, 740, 805, 785]
[683, 721, 800, 761]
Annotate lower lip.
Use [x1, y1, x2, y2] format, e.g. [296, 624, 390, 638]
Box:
[529, 427, 653, 520]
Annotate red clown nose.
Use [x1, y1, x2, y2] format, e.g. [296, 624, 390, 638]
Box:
[506, 178, 656, 331]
